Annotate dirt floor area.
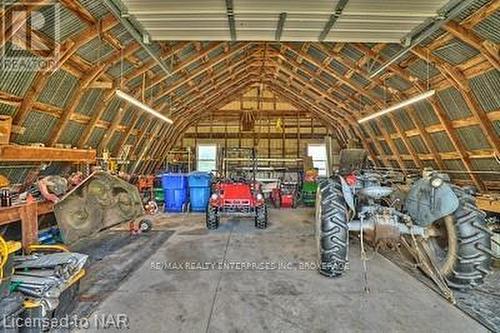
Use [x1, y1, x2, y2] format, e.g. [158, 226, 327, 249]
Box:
[66, 207, 495, 333]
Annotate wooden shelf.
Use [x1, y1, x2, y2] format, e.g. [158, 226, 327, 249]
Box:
[0, 145, 96, 162]
[0, 201, 53, 250]
[477, 195, 500, 214]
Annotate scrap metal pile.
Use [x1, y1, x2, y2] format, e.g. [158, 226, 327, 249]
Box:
[11, 251, 87, 314]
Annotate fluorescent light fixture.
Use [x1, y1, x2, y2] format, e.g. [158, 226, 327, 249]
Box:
[115, 90, 173, 124]
[358, 90, 435, 124]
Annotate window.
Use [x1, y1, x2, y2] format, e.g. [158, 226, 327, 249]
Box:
[307, 144, 328, 176]
[197, 144, 217, 172]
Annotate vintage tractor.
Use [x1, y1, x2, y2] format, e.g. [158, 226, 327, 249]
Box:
[316, 149, 493, 293]
[206, 180, 268, 229]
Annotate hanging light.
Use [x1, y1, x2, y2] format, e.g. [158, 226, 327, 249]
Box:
[357, 90, 435, 124]
[115, 90, 173, 124]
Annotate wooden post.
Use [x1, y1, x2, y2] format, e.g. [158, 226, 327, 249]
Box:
[19, 202, 38, 251]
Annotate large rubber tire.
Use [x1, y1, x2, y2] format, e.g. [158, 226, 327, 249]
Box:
[255, 205, 268, 229]
[206, 206, 220, 230]
[316, 179, 349, 277]
[427, 185, 492, 289]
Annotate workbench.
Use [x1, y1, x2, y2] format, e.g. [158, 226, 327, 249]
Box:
[0, 201, 53, 251]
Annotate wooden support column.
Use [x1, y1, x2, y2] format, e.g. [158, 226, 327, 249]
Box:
[19, 202, 38, 251]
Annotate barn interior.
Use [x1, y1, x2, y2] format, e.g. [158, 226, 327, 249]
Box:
[0, 0, 499, 332]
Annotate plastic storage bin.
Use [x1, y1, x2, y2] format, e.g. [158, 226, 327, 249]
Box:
[161, 173, 188, 212]
[188, 172, 212, 212]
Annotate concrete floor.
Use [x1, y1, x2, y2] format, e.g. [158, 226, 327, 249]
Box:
[78, 208, 487, 333]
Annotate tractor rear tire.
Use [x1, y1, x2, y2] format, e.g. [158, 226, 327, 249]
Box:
[427, 185, 492, 289]
[255, 205, 268, 229]
[206, 206, 219, 230]
[316, 178, 349, 277]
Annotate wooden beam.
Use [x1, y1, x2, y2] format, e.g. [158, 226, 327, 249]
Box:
[0, 145, 95, 162]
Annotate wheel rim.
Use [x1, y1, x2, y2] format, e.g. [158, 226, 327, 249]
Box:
[426, 215, 458, 276]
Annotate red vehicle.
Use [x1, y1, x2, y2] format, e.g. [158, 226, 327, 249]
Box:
[206, 181, 268, 229]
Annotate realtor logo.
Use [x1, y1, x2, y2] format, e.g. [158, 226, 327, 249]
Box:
[1, 1, 60, 71]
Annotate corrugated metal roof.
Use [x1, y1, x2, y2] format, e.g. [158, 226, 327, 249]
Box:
[15, 112, 58, 144]
[409, 136, 428, 154]
[101, 98, 122, 122]
[39, 5, 87, 42]
[393, 138, 408, 154]
[107, 132, 123, 152]
[433, 38, 480, 65]
[494, 120, 500, 137]
[453, 0, 492, 22]
[78, 0, 110, 19]
[456, 125, 492, 150]
[37, 69, 79, 108]
[87, 127, 106, 148]
[430, 131, 455, 152]
[407, 59, 440, 81]
[77, 38, 115, 64]
[471, 158, 500, 181]
[75, 89, 103, 116]
[380, 115, 396, 134]
[443, 159, 468, 180]
[0, 104, 17, 117]
[473, 11, 500, 43]
[437, 87, 472, 120]
[413, 101, 439, 126]
[469, 69, 500, 113]
[59, 121, 85, 145]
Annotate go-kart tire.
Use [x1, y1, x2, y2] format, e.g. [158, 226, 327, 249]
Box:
[427, 185, 492, 289]
[139, 219, 153, 232]
[255, 205, 268, 229]
[316, 178, 349, 278]
[206, 206, 219, 230]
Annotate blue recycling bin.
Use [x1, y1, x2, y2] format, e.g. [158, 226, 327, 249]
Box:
[188, 172, 212, 212]
[161, 173, 188, 213]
